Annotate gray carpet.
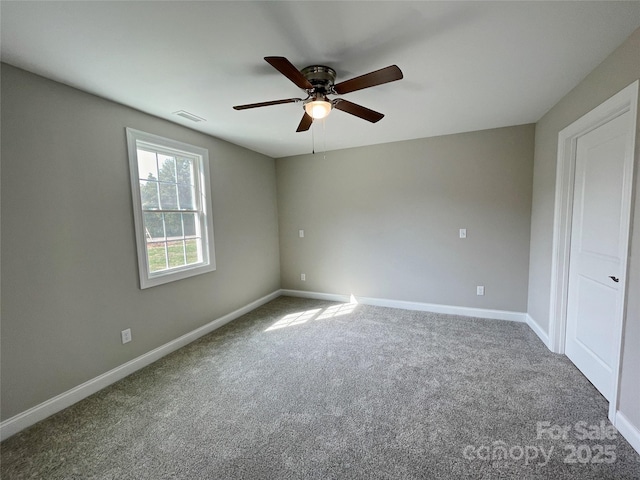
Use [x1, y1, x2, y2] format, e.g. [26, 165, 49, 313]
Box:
[2, 296, 639, 479]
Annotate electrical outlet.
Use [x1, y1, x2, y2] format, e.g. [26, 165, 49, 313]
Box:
[476, 286, 485, 296]
[121, 328, 132, 344]
[301, 273, 306, 281]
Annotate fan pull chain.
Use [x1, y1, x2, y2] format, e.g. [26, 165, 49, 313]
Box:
[322, 118, 327, 160]
[310, 118, 327, 157]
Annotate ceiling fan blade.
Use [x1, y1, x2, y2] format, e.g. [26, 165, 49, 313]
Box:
[296, 112, 313, 132]
[233, 98, 301, 110]
[265, 56, 313, 90]
[333, 99, 384, 123]
[333, 65, 403, 95]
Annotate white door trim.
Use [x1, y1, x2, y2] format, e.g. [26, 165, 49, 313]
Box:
[548, 80, 638, 421]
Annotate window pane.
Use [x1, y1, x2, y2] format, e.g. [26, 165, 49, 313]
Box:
[143, 212, 165, 239]
[140, 181, 159, 209]
[164, 213, 183, 238]
[176, 157, 195, 185]
[159, 184, 178, 209]
[183, 213, 197, 237]
[147, 241, 168, 272]
[158, 155, 176, 182]
[185, 238, 200, 264]
[137, 149, 158, 180]
[178, 184, 195, 210]
[127, 128, 215, 288]
[167, 241, 186, 268]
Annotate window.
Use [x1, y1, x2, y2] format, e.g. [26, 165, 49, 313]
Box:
[126, 128, 216, 288]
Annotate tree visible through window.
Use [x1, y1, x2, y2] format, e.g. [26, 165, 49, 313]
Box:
[126, 129, 216, 288]
[138, 151, 200, 272]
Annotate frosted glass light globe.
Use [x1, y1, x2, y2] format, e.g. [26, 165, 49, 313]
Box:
[305, 100, 332, 119]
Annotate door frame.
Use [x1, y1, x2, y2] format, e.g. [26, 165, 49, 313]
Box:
[548, 80, 638, 422]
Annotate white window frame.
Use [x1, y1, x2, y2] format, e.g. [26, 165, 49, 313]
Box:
[126, 128, 216, 288]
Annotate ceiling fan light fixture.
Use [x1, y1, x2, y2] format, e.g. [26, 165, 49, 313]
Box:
[234, 57, 403, 132]
[305, 99, 332, 119]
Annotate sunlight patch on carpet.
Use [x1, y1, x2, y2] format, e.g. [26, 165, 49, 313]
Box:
[265, 308, 322, 331]
[265, 302, 357, 331]
[317, 303, 356, 319]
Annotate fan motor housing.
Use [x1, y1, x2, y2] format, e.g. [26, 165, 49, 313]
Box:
[301, 65, 336, 94]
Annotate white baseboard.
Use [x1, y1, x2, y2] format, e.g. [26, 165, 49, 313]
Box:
[525, 314, 551, 349]
[614, 410, 640, 455]
[281, 289, 527, 322]
[282, 289, 352, 304]
[0, 290, 281, 441]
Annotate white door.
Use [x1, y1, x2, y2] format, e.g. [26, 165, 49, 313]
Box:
[565, 111, 632, 401]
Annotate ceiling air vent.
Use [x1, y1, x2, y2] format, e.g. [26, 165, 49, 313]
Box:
[173, 110, 206, 123]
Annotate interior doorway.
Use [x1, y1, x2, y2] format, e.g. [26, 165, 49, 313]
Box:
[548, 80, 638, 422]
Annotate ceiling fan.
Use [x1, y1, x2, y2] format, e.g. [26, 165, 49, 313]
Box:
[233, 56, 403, 132]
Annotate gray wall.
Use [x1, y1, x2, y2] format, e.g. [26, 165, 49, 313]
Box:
[277, 125, 535, 312]
[527, 28, 640, 428]
[0, 65, 281, 420]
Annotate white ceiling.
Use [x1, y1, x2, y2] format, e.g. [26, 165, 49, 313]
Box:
[2, 1, 639, 158]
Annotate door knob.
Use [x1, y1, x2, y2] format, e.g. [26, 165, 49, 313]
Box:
[609, 276, 619, 283]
